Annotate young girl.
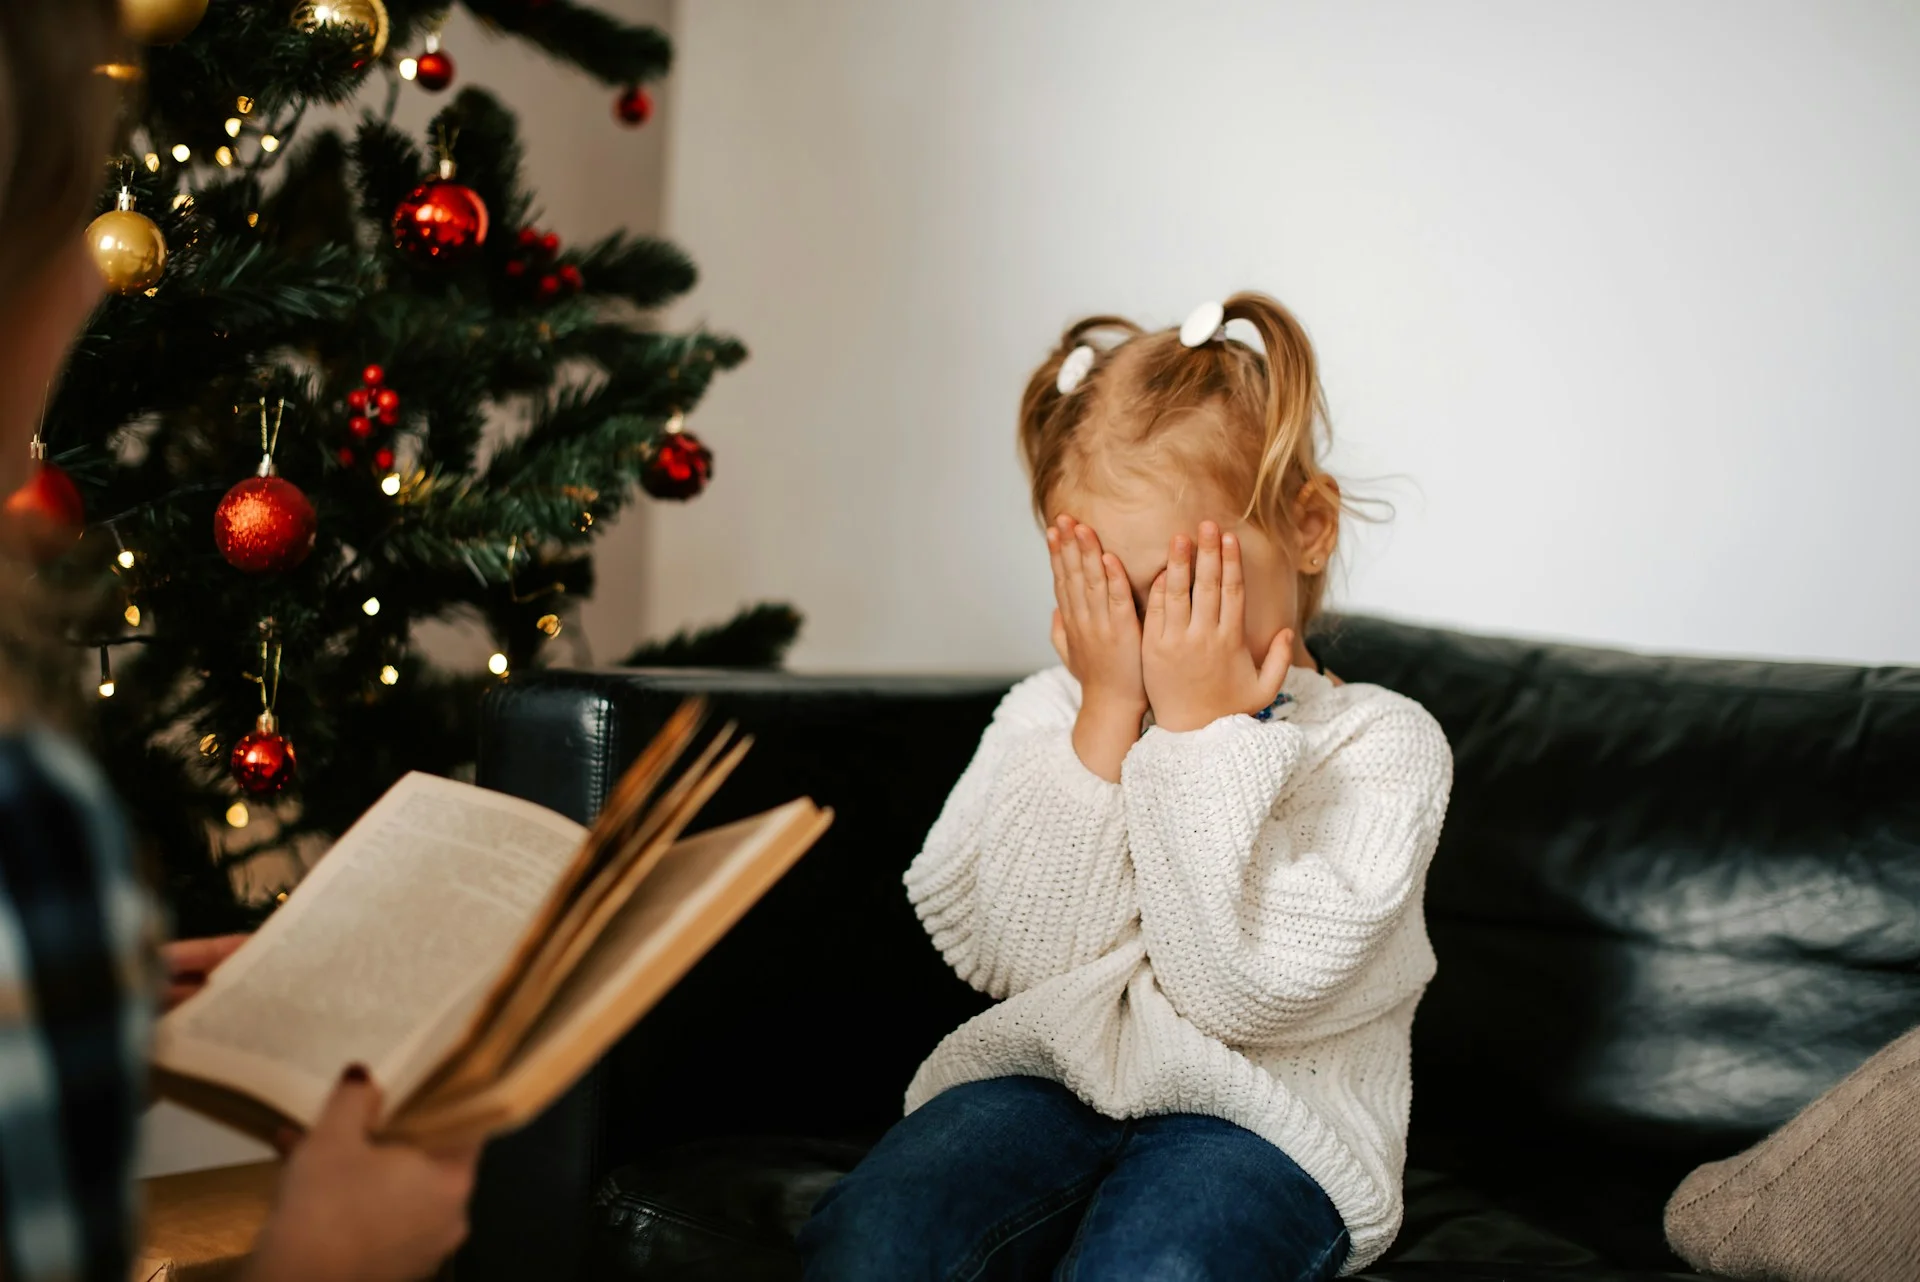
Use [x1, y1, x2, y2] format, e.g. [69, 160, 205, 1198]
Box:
[798, 293, 1452, 1280]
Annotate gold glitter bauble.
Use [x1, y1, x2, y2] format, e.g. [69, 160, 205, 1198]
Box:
[86, 208, 168, 294]
[119, 0, 208, 44]
[291, 0, 389, 65]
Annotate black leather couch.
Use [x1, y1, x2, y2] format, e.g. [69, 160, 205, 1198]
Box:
[451, 615, 1920, 1282]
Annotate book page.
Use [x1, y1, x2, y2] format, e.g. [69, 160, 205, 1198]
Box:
[153, 772, 586, 1126]
[394, 800, 831, 1141]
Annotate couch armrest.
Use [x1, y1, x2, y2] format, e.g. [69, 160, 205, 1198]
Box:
[456, 668, 1015, 1282]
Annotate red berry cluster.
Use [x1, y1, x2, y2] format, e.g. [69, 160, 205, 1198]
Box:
[504, 226, 584, 301]
[336, 364, 399, 473]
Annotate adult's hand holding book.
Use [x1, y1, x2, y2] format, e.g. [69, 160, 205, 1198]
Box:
[153, 700, 831, 1146]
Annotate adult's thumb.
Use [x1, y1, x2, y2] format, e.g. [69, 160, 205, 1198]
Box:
[311, 1064, 382, 1142]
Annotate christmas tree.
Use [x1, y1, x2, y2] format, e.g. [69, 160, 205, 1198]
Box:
[19, 0, 796, 933]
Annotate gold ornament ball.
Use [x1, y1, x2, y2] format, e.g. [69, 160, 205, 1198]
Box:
[86, 208, 168, 294]
[119, 0, 208, 44]
[291, 0, 389, 64]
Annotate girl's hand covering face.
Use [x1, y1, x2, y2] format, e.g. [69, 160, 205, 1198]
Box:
[1142, 521, 1293, 733]
[1047, 515, 1146, 717]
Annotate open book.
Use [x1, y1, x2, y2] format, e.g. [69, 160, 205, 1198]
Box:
[152, 700, 831, 1146]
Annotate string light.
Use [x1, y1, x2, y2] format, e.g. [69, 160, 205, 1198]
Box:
[380, 473, 401, 496]
[116, 549, 135, 569]
[199, 734, 220, 756]
[361, 596, 381, 616]
[170, 143, 191, 162]
[488, 653, 509, 676]
[379, 664, 399, 685]
[260, 135, 280, 153]
[236, 95, 253, 114]
[171, 193, 193, 211]
[247, 212, 260, 228]
[399, 57, 419, 80]
[224, 117, 243, 137]
[225, 801, 249, 828]
[536, 613, 562, 637]
[215, 147, 235, 168]
[124, 603, 141, 627]
[97, 647, 115, 699]
[143, 152, 160, 172]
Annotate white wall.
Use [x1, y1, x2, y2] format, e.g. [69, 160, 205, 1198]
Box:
[653, 0, 1920, 670]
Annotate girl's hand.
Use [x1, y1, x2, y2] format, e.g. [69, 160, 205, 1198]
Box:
[160, 933, 250, 1011]
[1142, 521, 1293, 733]
[1048, 515, 1145, 781]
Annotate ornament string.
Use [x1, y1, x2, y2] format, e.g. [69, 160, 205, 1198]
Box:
[256, 396, 286, 475]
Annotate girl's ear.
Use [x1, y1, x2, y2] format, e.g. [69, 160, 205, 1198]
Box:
[1294, 477, 1340, 573]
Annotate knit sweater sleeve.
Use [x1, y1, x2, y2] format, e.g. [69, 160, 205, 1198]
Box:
[903, 667, 1135, 1000]
[1121, 695, 1451, 1046]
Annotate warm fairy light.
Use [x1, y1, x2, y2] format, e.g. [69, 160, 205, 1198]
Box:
[116, 549, 135, 568]
[224, 117, 243, 137]
[399, 57, 419, 80]
[236, 95, 254, 114]
[123, 604, 141, 627]
[260, 135, 280, 153]
[380, 473, 401, 496]
[97, 679, 116, 698]
[215, 147, 235, 168]
[361, 596, 381, 616]
[536, 613, 562, 637]
[198, 734, 219, 757]
[247, 212, 260, 228]
[488, 653, 509, 676]
[379, 664, 399, 685]
[225, 801, 249, 828]
[171, 193, 192, 211]
[171, 143, 191, 162]
[143, 152, 161, 172]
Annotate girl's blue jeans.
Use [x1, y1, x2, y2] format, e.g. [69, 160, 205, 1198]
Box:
[796, 1075, 1351, 1281]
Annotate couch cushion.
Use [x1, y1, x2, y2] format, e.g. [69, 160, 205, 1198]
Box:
[585, 1139, 1699, 1281]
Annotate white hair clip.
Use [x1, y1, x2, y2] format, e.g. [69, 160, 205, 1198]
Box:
[1056, 344, 1095, 395]
[1179, 300, 1227, 348]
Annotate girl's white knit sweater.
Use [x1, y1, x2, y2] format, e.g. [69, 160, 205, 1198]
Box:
[902, 664, 1453, 1273]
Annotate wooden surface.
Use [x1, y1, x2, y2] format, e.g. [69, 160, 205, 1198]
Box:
[135, 1160, 277, 1282]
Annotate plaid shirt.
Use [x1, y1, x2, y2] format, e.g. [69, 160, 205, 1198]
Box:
[0, 731, 155, 1282]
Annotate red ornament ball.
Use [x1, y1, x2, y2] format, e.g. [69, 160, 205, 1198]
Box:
[539, 231, 560, 258]
[348, 415, 373, 439]
[640, 429, 712, 500]
[346, 387, 370, 411]
[414, 48, 455, 91]
[373, 447, 395, 471]
[3, 463, 85, 563]
[374, 388, 400, 412]
[336, 447, 356, 466]
[362, 364, 385, 387]
[559, 264, 584, 292]
[230, 715, 296, 795]
[615, 85, 653, 127]
[392, 180, 489, 259]
[537, 273, 561, 300]
[213, 475, 316, 573]
[378, 406, 399, 426]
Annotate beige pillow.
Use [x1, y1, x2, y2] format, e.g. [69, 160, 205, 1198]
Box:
[1664, 1023, 1920, 1281]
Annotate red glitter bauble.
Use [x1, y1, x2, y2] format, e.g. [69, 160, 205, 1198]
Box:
[3, 463, 85, 563]
[414, 49, 455, 91]
[362, 364, 384, 387]
[615, 85, 653, 127]
[230, 714, 296, 795]
[213, 475, 316, 573]
[392, 180, 489, 259]
[640, 429, 712, 500]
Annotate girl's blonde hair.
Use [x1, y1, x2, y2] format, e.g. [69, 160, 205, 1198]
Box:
[1018, 291, 1345, 626]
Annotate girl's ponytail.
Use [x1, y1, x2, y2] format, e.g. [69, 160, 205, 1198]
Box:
[1017, 315, 1143, 520]
[1220, 292, 1329, 531]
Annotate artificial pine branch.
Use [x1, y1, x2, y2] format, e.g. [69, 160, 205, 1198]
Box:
[622, 605, 805, 669]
